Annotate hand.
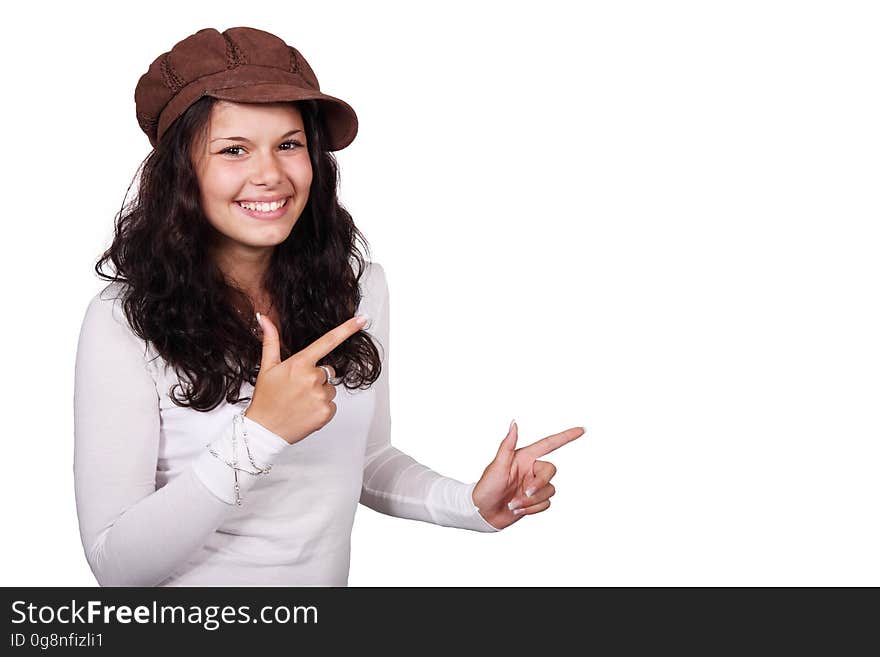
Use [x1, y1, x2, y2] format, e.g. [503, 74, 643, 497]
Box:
[471, 421, 585, 530]
[244, 313, 368, 445]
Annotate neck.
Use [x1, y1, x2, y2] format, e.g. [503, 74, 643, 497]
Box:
[211, 241, 274, 304]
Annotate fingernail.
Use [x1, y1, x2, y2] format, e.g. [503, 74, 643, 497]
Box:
[256, 312, 262, 326]
[355, 314, 368, 325]
[509, 419, 515, 432]
[507, 499, 522, 511]
[513, 508, 525, 516]
[525, 487, 536, 497]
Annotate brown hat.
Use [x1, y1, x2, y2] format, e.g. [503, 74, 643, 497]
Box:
[134, 26, 358, 150]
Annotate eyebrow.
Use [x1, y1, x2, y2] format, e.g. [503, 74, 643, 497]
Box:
[211, 129, 303, 144]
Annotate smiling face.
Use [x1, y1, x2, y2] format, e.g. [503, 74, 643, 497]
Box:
[191, 100, 313, 269]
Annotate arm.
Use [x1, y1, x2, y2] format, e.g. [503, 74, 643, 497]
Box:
[73, 286, 289, 586]
[358, 264, 499, 532]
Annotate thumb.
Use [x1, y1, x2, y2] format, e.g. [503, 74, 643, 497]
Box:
[256, 312, 282, 372]
[495, 419, 518, 462]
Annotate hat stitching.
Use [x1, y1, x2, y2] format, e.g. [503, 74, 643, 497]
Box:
[288, 48, 301, 75]
[136, 111, 158, 139]
[221, 32, 248, 69]
[160, 53, 187, 94]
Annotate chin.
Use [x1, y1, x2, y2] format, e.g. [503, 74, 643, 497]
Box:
[250, 225, 296, 245]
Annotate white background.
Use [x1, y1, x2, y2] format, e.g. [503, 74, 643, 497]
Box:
[1, 0, 878, 586]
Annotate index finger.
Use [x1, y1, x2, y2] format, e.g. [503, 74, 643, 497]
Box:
[518, 427, 585, 460]
[296, 315, 368, 364]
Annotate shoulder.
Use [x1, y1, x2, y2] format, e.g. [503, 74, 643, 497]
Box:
[361, 260, 388, 296]
[78, 281, 147, 358]
[82, 281, 129, 327]
[356, 261, 389, 325]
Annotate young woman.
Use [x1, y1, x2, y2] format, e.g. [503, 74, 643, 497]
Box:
[73, 26, 584, 586]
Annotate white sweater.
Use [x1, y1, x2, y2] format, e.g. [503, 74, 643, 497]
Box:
[73, 262, 498, 587]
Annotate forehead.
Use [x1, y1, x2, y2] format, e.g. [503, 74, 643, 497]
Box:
[209, 100, 304, 131]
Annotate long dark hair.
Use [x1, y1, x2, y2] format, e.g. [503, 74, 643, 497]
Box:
[96, 96, 381, 411]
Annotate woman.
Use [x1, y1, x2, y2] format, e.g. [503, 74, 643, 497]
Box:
[73, 26, 584, 586]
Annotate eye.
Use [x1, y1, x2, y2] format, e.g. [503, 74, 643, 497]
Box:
[219, 140, 305, 157]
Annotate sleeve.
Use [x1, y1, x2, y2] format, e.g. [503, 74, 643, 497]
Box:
[73, 288, 290, 586]
[358, 264, 500, 532]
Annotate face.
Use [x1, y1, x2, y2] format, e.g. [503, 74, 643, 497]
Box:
[192, 100, 313, 262]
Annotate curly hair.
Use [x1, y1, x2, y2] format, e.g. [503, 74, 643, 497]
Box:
[95, 96, 381, 411]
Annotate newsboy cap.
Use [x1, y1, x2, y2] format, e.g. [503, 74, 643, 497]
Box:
[134, 26, 358, 150]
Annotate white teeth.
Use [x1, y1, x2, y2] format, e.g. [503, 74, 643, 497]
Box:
[237, 198, 288, 212]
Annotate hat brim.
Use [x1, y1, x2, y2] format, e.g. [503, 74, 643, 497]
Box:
[206, 82, 358, 151]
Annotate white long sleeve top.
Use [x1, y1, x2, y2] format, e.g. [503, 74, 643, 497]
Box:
[73, 261, 498, 587]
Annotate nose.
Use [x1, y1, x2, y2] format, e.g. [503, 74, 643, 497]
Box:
[249, 149, 284, 187]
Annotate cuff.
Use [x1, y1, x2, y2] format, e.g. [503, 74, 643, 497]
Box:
[191, 414, 289, 505]
[426, 478, 501, 532]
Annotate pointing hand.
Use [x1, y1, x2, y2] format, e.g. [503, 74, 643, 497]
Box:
[244, 313, 368, 445]
[471, 421, 585, 530]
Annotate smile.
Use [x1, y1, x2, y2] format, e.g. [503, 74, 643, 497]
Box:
[233, 197, 291, 221]
[235, 197, 289, 212]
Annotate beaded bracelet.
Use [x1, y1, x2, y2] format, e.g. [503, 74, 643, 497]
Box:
[206, 411, 273, 506]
